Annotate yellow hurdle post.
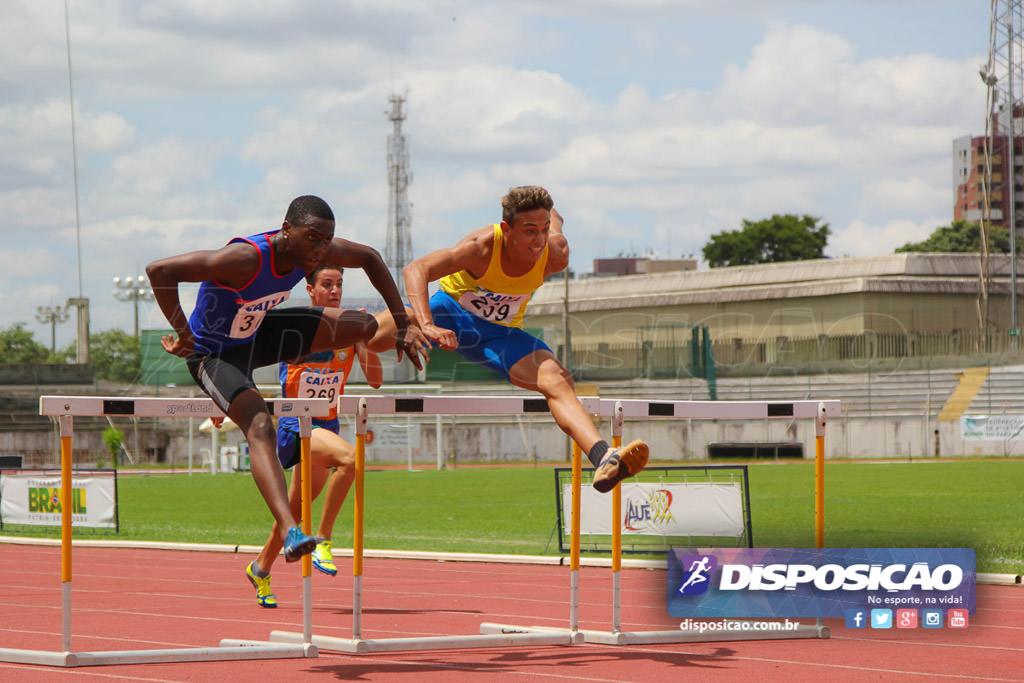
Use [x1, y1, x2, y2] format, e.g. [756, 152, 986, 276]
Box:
[570, 441, 581, 633]
[298, 414, 314, 644]
[352, 398, 367, 640]
[610, 401, 624, 634]
[59, 414, 73, 652]
[300, 424, 312, 575]
[814, 402, 827, 549]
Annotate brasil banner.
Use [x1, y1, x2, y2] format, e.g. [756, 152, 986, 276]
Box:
[0, 474, 116, 528]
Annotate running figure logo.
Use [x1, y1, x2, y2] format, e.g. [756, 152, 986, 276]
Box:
[677, 554, 717, 595]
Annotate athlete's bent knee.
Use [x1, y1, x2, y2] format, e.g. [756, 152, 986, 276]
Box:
[248, 413, 276, 443]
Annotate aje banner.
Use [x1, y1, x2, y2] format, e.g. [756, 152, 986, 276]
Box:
[563, 481, 745, 537]
[0, 474, 116, 528]
[667, 547, 976, 619]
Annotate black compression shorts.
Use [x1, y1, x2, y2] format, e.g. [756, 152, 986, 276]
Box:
[186, 306, 325, 413]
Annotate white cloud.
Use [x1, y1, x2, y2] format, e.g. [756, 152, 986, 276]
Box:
[828, 217, 939, 258]
[0, 2, 992, 345]
[109, 137, 217, 196]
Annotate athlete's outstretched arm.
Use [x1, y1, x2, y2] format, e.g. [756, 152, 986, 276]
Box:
[402, 226, 493, 350]
[544, 207, 569, 278]
[322, 238, 428, 369]
[355, 340, 383, 388]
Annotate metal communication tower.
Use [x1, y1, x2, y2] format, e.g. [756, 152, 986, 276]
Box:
[982, 0, 1024, 333]
[385, 94, 413, 297]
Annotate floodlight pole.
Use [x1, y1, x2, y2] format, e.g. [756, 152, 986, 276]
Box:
[112, 275, 154, 338]
[36, 305, 70, 355]
[1008, 16, 1019, 337]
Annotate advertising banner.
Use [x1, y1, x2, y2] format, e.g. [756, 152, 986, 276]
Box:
[0, 474, 116, 528]
[563, 481, 744, 537]
[667, 547, 976, 619]
[960, 414, 1024, 440]
[369, 423, 421, 449]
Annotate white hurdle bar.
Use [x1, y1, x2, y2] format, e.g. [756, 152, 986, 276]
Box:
[483, 398, 840, 645]
[270, 395, 597, 653]
[0, 396, 330, 668]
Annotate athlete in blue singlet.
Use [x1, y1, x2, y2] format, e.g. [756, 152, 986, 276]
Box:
[147, 195, 427, 562]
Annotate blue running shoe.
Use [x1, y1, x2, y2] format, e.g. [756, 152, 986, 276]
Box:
[283, 526, 322, 563]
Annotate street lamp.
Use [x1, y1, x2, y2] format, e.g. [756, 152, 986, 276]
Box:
[35, 304, 70, 355]
[112, 275, 155, 338]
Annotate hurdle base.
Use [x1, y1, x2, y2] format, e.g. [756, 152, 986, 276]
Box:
[0, 642, 315, 668]
[480, 621, 829, 645]
[270, 627, 581, 654]
[581, 622, 829, 645]
[0, 648, 74, 667]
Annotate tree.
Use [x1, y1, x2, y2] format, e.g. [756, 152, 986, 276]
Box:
[895, 219, 1014, 254]
[101, 426, 124, 468]
[702, 214, 830, 268]
[0, 323, 50, 363]
[61, 328, 140, 382]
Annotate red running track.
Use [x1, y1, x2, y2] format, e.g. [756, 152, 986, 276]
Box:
[0, 542, 1021, 682]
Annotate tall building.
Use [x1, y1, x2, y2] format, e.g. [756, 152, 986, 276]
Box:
[953, 125, 1020, 227]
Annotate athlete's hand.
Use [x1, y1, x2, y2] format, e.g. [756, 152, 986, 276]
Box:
[160, 330, 194, 358]
[421, 323, 457, 351]
[394, 324, 430, 371]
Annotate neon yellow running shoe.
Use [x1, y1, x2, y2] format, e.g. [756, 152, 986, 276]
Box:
[245, 561, 277, 608]
[312, 540, 338, 576]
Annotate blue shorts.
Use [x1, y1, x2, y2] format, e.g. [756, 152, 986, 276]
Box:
[276, 417, 339, 469]
[429, 290, 552, 380]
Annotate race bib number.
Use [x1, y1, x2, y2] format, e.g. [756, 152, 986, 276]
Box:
[457, 290, 528, 324]
[298, 370, 343, 404]
[229, 291, 289, 338]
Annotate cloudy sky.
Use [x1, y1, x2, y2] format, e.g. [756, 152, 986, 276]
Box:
[1, 1, 988, 350]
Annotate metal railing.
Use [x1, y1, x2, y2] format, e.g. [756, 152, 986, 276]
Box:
[566, 328, 1024, 381]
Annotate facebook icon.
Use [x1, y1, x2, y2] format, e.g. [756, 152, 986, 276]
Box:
[845, 609, 867, 629]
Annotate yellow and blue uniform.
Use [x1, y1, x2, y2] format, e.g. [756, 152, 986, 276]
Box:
[430, 224, 552, 379]
[275, 347, 355, 469]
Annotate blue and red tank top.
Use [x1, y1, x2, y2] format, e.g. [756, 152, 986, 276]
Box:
[188, 231, 306, 354]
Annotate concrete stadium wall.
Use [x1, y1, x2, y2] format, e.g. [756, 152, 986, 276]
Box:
[8, 412, 1017, 470]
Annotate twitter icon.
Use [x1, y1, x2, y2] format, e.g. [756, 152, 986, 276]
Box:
[870, 609, 892, 629]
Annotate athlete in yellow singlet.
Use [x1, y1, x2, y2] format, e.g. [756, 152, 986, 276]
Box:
[375, 185, 648, 492]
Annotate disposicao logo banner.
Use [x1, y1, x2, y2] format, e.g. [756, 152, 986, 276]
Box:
[667, 548, 975, 618]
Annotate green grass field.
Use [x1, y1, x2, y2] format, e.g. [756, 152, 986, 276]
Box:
[6, 459, 1022, 574]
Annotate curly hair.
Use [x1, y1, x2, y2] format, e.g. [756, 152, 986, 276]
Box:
[501, 186, 553, 225]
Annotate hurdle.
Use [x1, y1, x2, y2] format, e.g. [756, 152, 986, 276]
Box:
[270, 395, 593, 652]
[482, 398, 840, 644]
[0, 395, 329, 668]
